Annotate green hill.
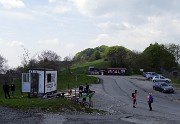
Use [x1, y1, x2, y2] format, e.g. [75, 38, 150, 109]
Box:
[71, 59, 109, 74]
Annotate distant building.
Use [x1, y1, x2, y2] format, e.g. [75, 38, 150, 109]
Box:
[106, 68, 127, 75]
[88, 67, 127, 75]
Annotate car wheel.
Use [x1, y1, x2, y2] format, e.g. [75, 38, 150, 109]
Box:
[153, 87, 156, 90]
[162, 90, 166, 93]
[166, 80, 169, 83]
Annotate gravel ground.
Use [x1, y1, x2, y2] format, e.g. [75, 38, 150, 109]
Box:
[1, 75, 180, 124]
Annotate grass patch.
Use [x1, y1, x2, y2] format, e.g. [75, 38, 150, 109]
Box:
[0, 97, 82, 112]
[172, 78, 180, 88]
[58, 71, 99, 90]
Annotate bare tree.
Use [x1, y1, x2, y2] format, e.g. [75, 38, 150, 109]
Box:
[0, 54, 8, 74]
[38, 50, 61, 69]
[64, 56, 73, 71]
[38, 50, 61, 61]
[21, 46, 31, 67]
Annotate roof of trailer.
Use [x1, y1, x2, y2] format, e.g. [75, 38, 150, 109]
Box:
[28, 68, 57, 71]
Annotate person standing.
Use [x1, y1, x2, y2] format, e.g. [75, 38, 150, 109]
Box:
[79, 85, 83, 97]
[88, 91, 95, 108]
[81, 88, 87, 107]
[3, 81, 11, 99]
[10, 82, 15, 98]
[132, 90, 137, 108]
[85, 83, 89, 93]
[147, 93, 153, 111]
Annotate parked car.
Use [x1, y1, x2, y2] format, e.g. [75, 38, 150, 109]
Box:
[152, 75, 171, 83]
[142, 72, 147, 77]
[153, 82, 174, 93]
[145, 72, 158, 79]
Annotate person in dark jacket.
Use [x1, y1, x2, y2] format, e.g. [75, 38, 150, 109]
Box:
[3, 82, 11, 99]
[85, 83, 89, 93]
[10, 82, 15, 98]
[79, 85, 83, 97]
[147, 93, 153, 111]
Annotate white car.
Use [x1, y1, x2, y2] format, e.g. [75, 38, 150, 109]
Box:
[145, 72, 158, 79]
[152, 75, 171, 83]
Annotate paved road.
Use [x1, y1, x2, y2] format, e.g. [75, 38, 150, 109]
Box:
[91, 75, 180, 123]
[1, 75, 180, 124]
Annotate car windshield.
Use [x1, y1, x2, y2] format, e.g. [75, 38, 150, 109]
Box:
[161, 83, 169, 86]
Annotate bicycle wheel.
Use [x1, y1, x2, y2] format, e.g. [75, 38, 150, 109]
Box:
[84, 102, 90, 108]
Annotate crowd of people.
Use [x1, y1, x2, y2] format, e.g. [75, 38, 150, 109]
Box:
[79, 83, 95, 107]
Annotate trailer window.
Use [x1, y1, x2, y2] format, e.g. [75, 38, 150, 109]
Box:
[47, 74, 51, 82]
[23, 73, 29, 82]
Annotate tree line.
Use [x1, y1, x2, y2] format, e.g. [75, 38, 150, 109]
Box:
[0, 43, 180, 77]
[73, 43, 180, 74]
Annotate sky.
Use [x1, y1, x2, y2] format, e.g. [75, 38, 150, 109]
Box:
[0, 0, 180, 68]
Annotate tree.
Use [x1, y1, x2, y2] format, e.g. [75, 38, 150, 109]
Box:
[0, 54, 7, 74]
[93, 50, 101, 60]
[127, 50, 143, 74]
[106, 46, 129, 67]
[21, 47, 31, 67]
[142, 43, 177, 72]
[165, 43, 180, 64]
[64, 56, 73, 71]
[38, 50, 61, 69]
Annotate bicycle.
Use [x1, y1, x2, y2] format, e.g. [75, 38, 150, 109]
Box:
[77, 97, 90, 108]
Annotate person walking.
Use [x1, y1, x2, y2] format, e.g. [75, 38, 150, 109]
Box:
[147, 93, 153, 111]
[132, 90, 137, 108]
[10, 82, 15, 98]
[3, 81, 11, 99]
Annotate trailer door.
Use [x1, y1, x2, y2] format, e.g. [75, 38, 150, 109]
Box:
[22, 73, 30, 92]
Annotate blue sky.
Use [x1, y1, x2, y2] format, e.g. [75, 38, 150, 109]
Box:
[0, 0, 180, 68]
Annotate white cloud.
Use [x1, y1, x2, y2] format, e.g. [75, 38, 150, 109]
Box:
[48, 0, 57, 3]
[71, 0, 180, 23]
[0, 38, 4, 44]
[47, 0, 72, 14]
[66, 43, 75, 49]
[7, 41, 24, 47]
[38, 38, 60, 46]
[91, 34, 110, 43]
[0, 0, 25, 9]
[0, 39, 25, 68]
[0, 10, 34, 20]
[97, 21, 134, 31]
[51, 5, 71, 14]
[72, 0, 97, 16]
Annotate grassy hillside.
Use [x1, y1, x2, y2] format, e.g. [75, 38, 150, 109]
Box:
[71, 59, 109, 74]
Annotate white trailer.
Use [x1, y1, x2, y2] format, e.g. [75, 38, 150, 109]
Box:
[22, 68, 57, 96]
